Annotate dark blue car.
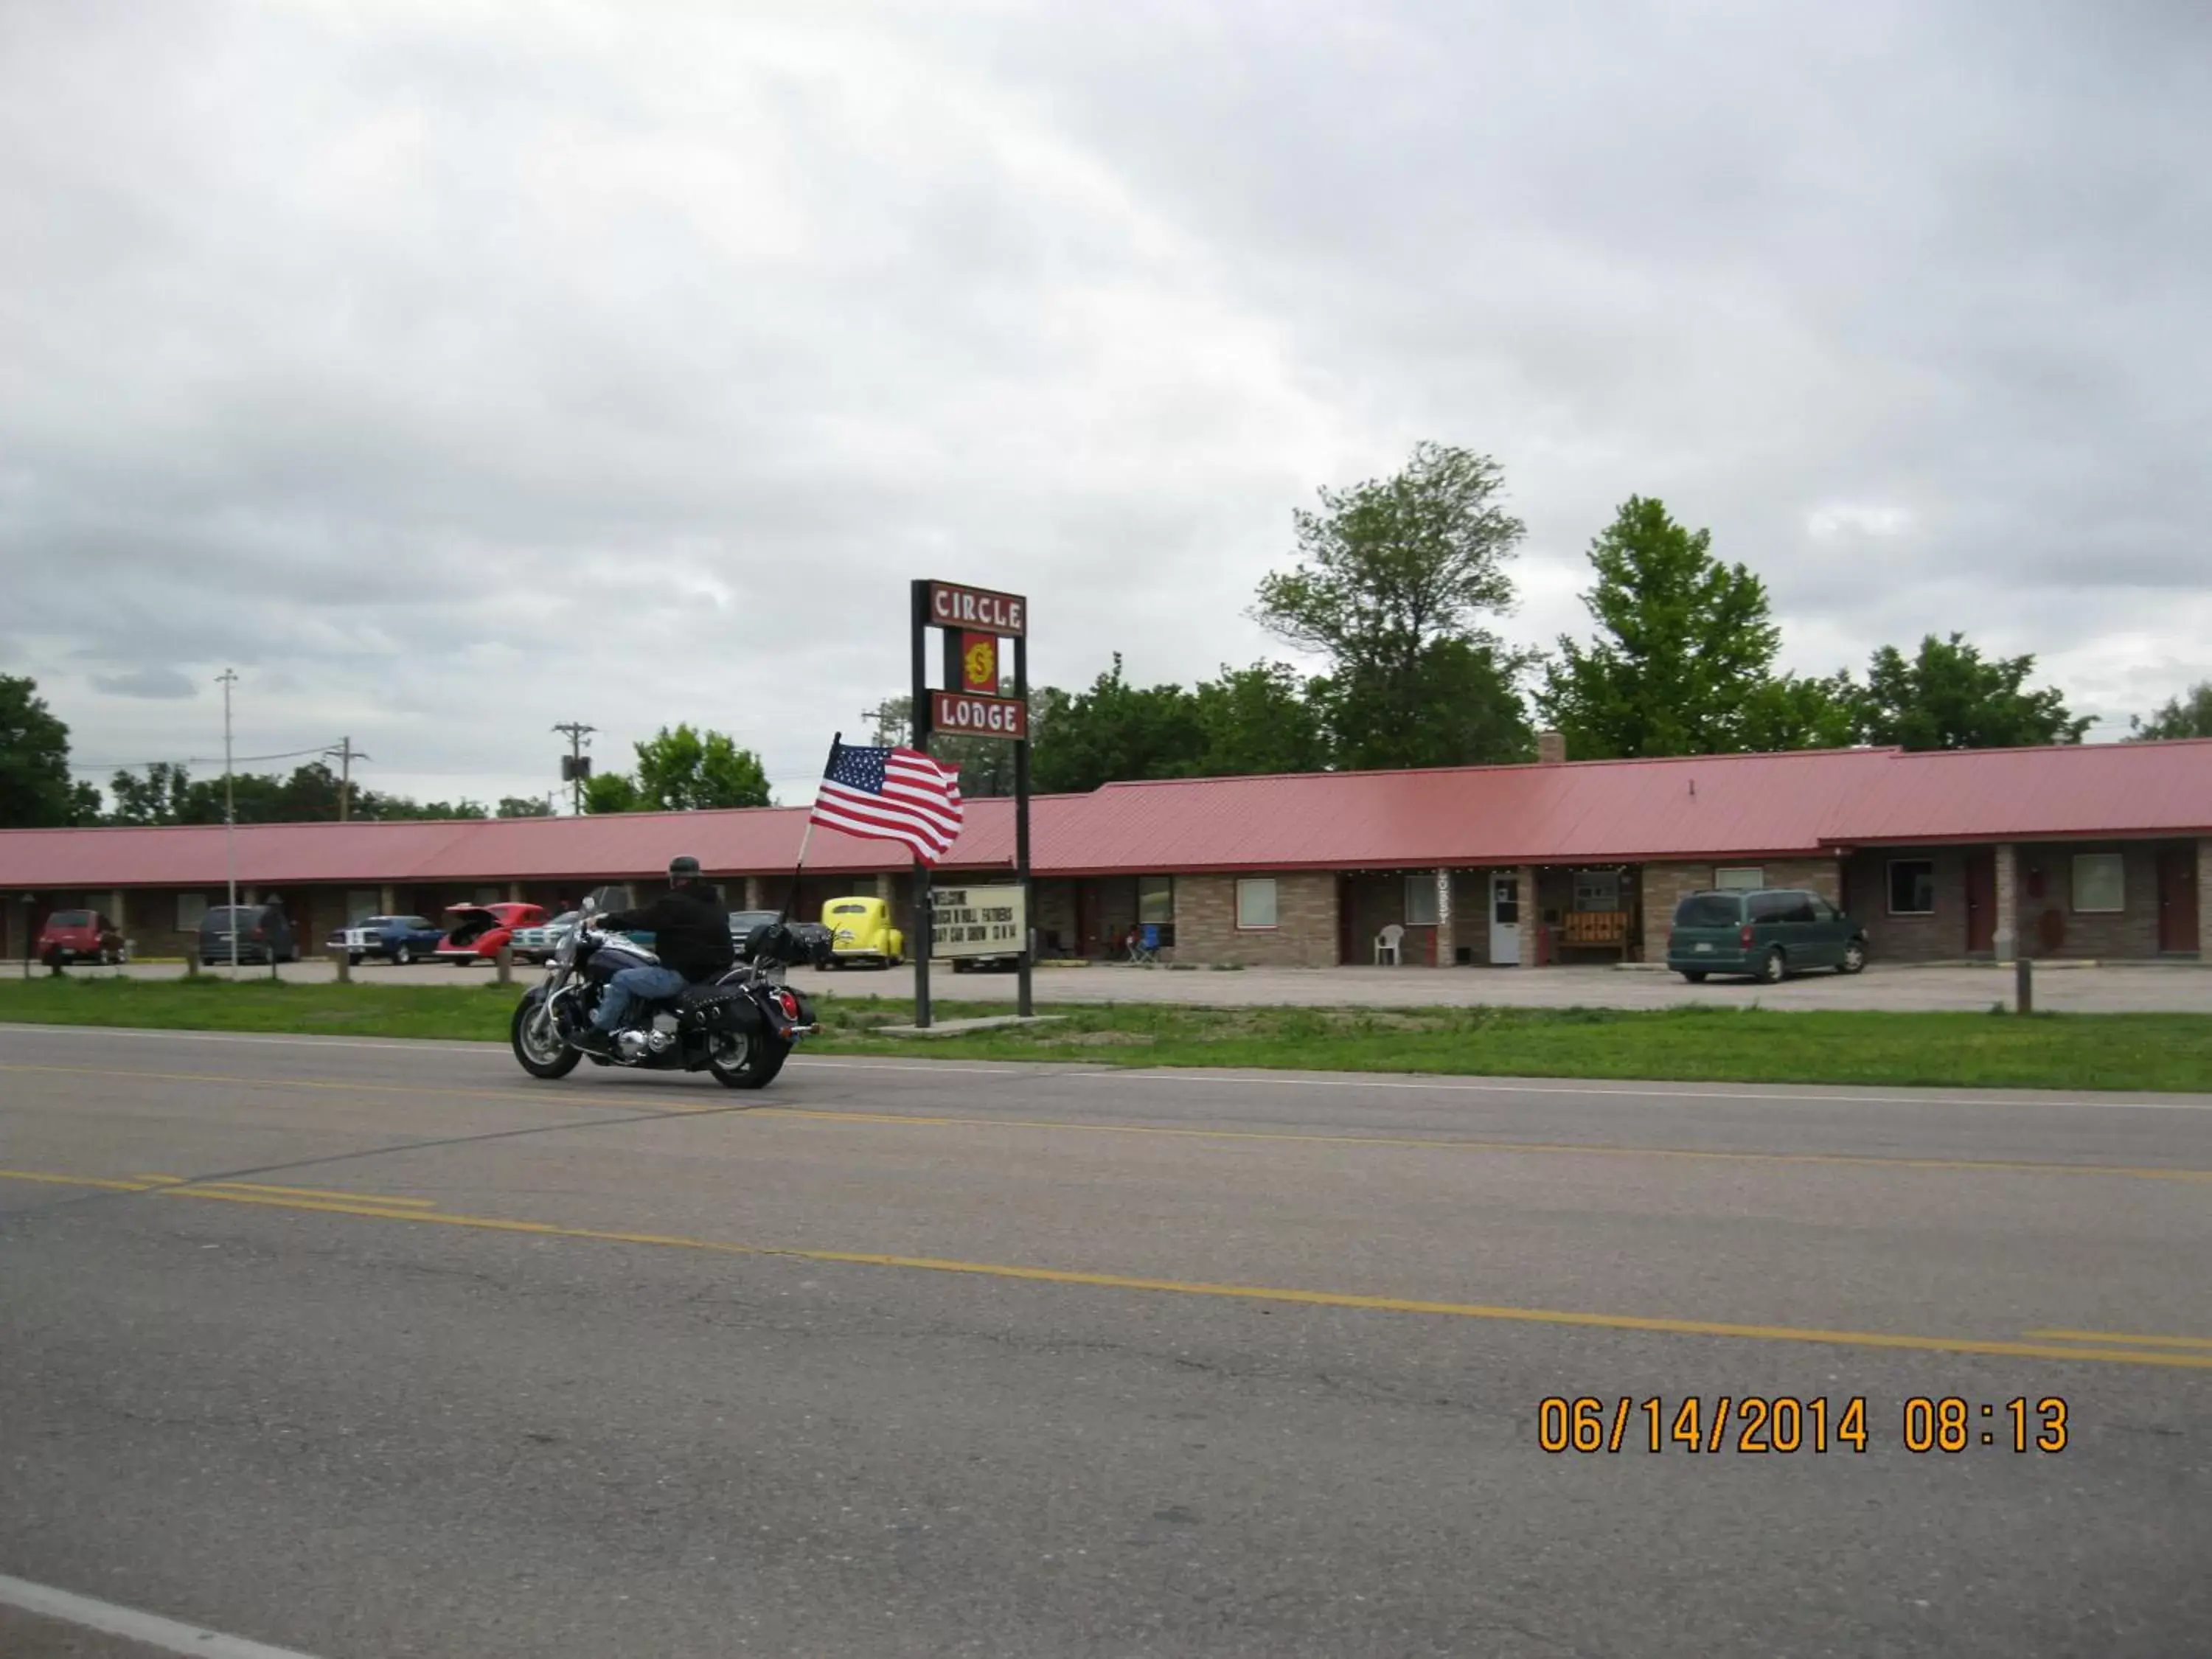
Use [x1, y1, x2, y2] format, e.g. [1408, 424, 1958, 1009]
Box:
[327, 914, 447, 967]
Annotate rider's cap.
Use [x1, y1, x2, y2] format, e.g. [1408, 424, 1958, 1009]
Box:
[669, 855, 702, 879]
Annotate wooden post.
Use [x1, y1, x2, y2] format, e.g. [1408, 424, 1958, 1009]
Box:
[496, 944, 513, 985]
[2015, 955, 2034, 1015]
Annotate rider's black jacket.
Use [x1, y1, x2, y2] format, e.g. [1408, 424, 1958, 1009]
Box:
[600, 881, 734, 981]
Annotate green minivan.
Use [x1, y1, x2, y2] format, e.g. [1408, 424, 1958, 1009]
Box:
[1667, 888, 1868, 984]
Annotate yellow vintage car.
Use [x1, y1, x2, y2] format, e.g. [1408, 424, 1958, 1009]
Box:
[821, 895, 905, 970]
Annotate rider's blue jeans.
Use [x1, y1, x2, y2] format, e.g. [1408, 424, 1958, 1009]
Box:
[592, 964, 686, 1033]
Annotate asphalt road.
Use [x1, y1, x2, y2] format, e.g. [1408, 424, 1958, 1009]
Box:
[4, 1025, 2211, 1658]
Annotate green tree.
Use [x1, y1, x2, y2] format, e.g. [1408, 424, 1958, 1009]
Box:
[1030, 656, 1208, 793]
[1253, 442, 1531, 769]
[1191, 661, 1331, 776]
[582, 771, 644, 814]
[374, 795, 489, 821]
[106, 761, 193, 825]
[1, 674, 101, 827]
[632, 725, 772, 810]
[1857, 633, 2093, 751]
[2129, 681, 2212, 741]
[1536, 496, 1846, 758]
[496, 795, 554, 818]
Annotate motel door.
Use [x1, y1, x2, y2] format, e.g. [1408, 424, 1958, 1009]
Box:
[1490, 873, 1520, 964]
[2159, 849, 2199, 954]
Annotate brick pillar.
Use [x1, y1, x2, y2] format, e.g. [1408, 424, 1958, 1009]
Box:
[507, 882, 523, 904]
[1517, 865, 1541, 967]
[110, 890, 127, 942]
[2199, 839, 2211, 959]
[1432, 868, 1455, 967]
[877, 872, 896, 900]
[745, 876, 765, 910]
[1992, 843, 2019, 964]
[379, 884, 396, 916]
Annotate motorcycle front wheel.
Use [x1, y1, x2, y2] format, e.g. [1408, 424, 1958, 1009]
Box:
[511, 989, 581, 1079]
[708, 1029, 791, 1090]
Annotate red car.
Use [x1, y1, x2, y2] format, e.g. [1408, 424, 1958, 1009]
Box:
[434, 902, 547, 966]
[38, 908, 128, 968]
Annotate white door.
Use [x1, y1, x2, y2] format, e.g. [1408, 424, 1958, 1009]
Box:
[1490, 873, 1520, 964]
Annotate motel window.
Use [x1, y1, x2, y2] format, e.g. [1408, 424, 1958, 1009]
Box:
[1573, 870, 1621, 912]
[1405, 874, 1440, 926]
[1236, 877, 1279, 931]
[2072, 853, 2124, 914]
[1714, 866, 1764, 891]
[176, 893, 208, 931]
[473, 886, 503, 905]
[1888, 860, 1936, 916]
[346, 889, 380, 923]
[1138, 876, 1175, 925]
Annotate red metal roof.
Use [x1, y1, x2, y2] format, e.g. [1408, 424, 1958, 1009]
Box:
[3, 741, 2207, 890]
[0, 801, 1019, 889]
[1815, 737, 2212, 846]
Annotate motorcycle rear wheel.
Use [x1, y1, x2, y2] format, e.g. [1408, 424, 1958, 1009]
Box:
[511, 990, 581, 1079]
[708, 1030, 791, 1090]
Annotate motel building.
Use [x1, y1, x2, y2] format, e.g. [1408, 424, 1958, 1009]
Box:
[3, 738, 2208, 970]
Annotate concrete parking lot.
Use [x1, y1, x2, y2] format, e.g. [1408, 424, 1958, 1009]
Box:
[42, 955, 2212, 1012]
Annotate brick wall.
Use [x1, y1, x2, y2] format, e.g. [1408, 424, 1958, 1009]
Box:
[1168, 872, 1339, 967]
[2013, 843, 2163, 959]
[2200, 839, 2211, 957]
[1034, 880, 1079, 956]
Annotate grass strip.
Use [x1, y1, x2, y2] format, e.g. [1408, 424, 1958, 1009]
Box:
[1, 975, 2208, 1093]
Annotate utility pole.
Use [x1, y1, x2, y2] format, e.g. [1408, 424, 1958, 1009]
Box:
[552, 723, 595, 814]
[218, 669, 239, 978]
[860, 702, 905, 745]
[325, 736, 369, 821]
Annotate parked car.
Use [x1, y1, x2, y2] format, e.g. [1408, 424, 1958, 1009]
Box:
[326, 914, 448, 967]
[821, 896, 904, 970]
[1667, 888, 1867, 984]
[509, 911, 579, 964]
[198, 903, 298, 967]
[728, 908, 835, 968]
[38, 909, 127, 968]
[435, 902, 548, 966]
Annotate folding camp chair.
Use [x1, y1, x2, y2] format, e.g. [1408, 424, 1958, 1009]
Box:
[1127, 923, 1161, 964]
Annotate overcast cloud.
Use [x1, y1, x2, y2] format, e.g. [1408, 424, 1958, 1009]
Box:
[4, 0, 2208, 807]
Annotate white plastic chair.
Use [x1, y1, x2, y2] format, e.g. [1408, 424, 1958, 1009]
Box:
[1374, 923, 1405, 966]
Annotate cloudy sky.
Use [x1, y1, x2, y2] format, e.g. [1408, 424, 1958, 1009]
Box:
[4, 0, 2208, 807]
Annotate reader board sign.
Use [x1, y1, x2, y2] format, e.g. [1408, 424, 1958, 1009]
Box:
[926, 581, 1027, 639]
[931, 689, 1029, 740]
[930, 884, 1027, 958]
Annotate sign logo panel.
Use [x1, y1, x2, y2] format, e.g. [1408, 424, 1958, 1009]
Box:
[960, 632, 999, 692]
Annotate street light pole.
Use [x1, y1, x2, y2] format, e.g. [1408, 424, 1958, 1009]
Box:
[218, 669, 239, 978]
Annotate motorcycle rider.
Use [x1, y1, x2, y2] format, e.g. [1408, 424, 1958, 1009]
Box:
[574, 855, 734, 1054]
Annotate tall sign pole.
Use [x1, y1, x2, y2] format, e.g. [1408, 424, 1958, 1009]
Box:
[914, 579, 1032, 1028]
[909, 580, 934, 1030]
[1012, 632, 1032, 1018]
[218, 668, 240, 978]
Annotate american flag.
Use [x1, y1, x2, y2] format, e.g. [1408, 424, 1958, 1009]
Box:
[809, 741, 964, 864]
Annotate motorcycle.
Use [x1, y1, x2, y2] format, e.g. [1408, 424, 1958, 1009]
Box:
[509, 910, 820, 1089]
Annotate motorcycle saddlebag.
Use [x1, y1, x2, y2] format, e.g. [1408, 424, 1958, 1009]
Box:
[679, 982, 762, 1035]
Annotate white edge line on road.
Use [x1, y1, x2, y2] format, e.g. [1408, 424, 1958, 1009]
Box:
[4, 1021, 2210, 1113]
[0, 1572, 327, 1659]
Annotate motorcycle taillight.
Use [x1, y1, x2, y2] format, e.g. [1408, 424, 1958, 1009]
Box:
[776, 990, 800, 1020]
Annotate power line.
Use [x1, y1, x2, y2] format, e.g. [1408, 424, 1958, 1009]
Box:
[69, 744, 340, 773]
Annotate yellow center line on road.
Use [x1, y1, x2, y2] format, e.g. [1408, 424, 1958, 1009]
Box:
[5, 1165, 2211, 1373]
[0, 1061, 726, 1114]
[2024, 1329, 2212, 1349]
[745, 1106, 2212, 1186]
[133, 1173, 439, 1208]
